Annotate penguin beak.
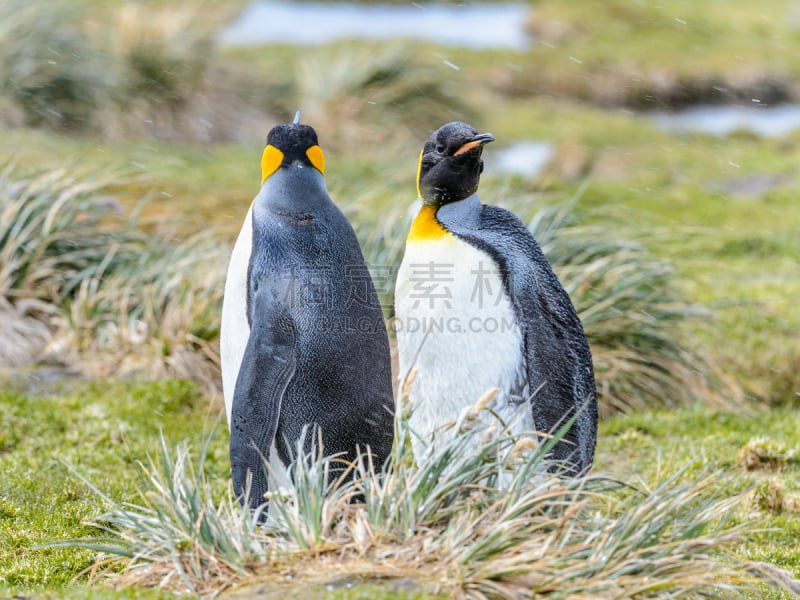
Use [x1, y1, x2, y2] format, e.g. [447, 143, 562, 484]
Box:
[454, 132, 495, 156]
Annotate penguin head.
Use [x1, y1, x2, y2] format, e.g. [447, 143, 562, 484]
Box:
[417, 121, 494, 206]
[260, 116, 326, 184]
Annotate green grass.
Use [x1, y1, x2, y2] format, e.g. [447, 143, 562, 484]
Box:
[530, 0, 800, 71]
[0, 378, 223, 597]
[1, 378, 798, 597]
[599, 405, 800, 578]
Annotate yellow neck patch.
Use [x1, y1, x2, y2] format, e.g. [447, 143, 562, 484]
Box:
[407, 204, 449, 241]
[415, 148, 424, 201]
[410, 149, 449, 241]
[261, 144, 283, 184]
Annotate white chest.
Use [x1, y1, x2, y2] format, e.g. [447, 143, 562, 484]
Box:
[395, 235, 530, 455]
[220, 207, 253, 425]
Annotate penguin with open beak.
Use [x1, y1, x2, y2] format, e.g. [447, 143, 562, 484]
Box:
[395, 121, 597, 474]
[221, 113, 394, 508]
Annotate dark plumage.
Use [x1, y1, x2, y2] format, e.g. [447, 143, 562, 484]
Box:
[223, 119, 394, 509]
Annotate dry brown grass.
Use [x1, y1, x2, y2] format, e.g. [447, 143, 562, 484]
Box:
[54, 232, 225, 393]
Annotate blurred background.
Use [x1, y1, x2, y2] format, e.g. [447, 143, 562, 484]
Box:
[2, 0, 798, 410]
[2, 0, 800, 593]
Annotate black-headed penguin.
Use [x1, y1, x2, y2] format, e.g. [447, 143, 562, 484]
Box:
[221, 114, 394, 508]
[395, 121, 597, 474]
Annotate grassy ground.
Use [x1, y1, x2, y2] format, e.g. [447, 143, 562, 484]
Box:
[2, 0, 799, 597]
[1, 379, 798, 598]
[0, 377, 216, 597]
[600, 405, 800, 576]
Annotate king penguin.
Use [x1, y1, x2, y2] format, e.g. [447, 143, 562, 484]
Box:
[220, 113, 394, 508]
[395, 121, 597, 475]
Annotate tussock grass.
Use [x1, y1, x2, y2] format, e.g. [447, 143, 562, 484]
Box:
[0, 164, 132, 303]
[66, 406, 791, 598]
[0, 164, 136, 365]
[64, 434, 250, 595]
[291, 46, 479, 151]
[0, 1, 225, 138]
[57, 231, 225, 392]
[106, 2, 218, 107]
[0, 164, 223, 388]
[93, 1, 241, 142]
[525, 198, 740, 416]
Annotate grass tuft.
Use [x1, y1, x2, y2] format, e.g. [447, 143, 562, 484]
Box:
[745, 479, 800, 516]
[107, 2, 218, 108]
[0, 163, 133, 304]
[56, 231, 225, 393]
[736, 438, 798, 472]
[523, 196, 740, 415]
[62, 433, 254, 595]
[0, 163, 137, 365]
[0, 164, 223, 389]
[67, 404, 791, 597]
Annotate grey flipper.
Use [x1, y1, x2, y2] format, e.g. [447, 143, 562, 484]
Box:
[517, 280, 597, 474]
[229, 286, 297, 509]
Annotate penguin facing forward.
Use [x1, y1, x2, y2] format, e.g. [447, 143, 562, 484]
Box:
[221, 114, 394, 508]
[395, 121, 597, 474]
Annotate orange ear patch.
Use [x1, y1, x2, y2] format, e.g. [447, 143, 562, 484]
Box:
[261, 145, 284, 184]
[306, 144, 325, 175]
